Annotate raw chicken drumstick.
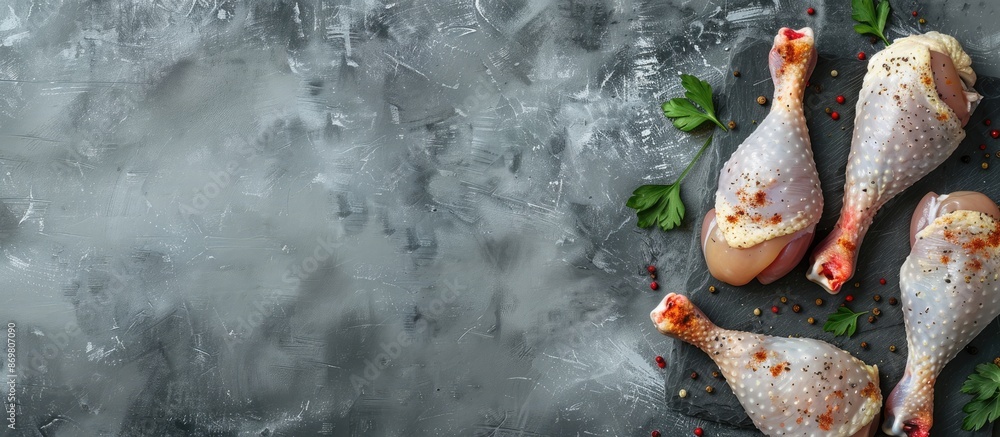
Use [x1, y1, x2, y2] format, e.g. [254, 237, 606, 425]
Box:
[883, 191, 1000, 437]
[651, 293, 881, 437]
[702, 27, 822, 286]
[808, 32, 981, 293]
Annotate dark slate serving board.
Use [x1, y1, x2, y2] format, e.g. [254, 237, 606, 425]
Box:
[662, 37, 1000, 436]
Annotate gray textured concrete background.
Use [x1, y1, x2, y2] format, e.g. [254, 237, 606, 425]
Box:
[0, 1, 998, 436]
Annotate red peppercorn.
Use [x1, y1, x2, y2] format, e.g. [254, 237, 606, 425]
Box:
[647, 265, 656, 274]
[991, 130, 999, 139]
[836, 95, 846, 104]
[879, 278, 887, 285]
[981, 144, 988, 150]
[651, 431, 661, 437]
[771, 305, 779, 314]
[845, 295, 854, 302]
[694, 427, 705, 437]
[806, 7, 815, 15]
[831, 112, 840, 121]
[655, 355, 664, 362]
[857, 52, 866, 60]
[912, 10, 918, 17]
[650, 281, 659, 291]
[986, 119, 992, 126]
[657, 360, 666, 369]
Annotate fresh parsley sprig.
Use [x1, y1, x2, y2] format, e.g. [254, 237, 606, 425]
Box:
[627, 74, 726, 231]
[961, 362, 1000, 431]
[852, 0, 892, 46]
[823, 306, 868, 337]
[661, 74, 728, 132]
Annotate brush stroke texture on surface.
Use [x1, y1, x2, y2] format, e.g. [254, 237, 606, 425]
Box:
[0, 1, 998, 436]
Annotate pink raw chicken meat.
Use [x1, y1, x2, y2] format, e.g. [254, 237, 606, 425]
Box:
[701, 27, 822, 286]
[651, 293, 881, 437]
[807, 32, 982, 293]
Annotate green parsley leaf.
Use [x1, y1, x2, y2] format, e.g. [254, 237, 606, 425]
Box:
[851, 0, 892, 46]
[961, 363, 1000, 431]
[823, 306, 868, 337]
[627, 135, 712, 231]
[661, 74, 727, 132]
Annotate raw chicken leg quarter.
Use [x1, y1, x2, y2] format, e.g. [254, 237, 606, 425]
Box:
[808, 32, 982, 293]
[702, 27, 822, 286]
[652, 293, 881, 436]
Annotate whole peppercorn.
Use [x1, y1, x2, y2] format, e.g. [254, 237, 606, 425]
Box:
[879, 278, 887, 285]
[983, 162, 990, 170]
[824, 107, 832, 114]
[861, 342, 869, 349]
[753, 308, 762, 316]
[691, 371, 698, 380]
[807, 317, 816, 325]
[650, 282, 659, 291]
[962, 155, 972, 163]
[857, 52, 867, 60]
[845, 295, 854, 303]
[771, 306, 779, 314]
[652, 431, 661, 437]
[831, 112, 840, 120]
[967, 345, 979, 355]
[868, 315, 876, 323]
[792, 304, 802, 313]
[694, 428, 705, 437]
[650, 273, 657, 280]
[679, 389, 688, 398]
[873, 294, 881, 302]
[872, 308, 882, 316]
[918, 17, 927, 24]
[836, 95, 846, 104]
[991, 129, 1000, 139]
[727, 120, 737, 130]
[757, 95, 768, 105]
[806, 7, 816, 15]
[889, 297, 898, 305]
[890, 345, 897, 352]
[994, 357, 1000, 367]
[711, 371, 720, 378]
[708, 285, 717, 293]
[733, 70, 741, 77]
[815, 298, 823, 306]
[830, 70, 839, 77]
[705, 385, 714, 394]
[854, 282, 861, 288]
[780, 296, 788, 304]
[647, 265, 656, 274]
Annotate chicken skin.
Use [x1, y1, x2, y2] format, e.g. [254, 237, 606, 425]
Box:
[808, 32, 982, 293]
[652, 293, 881, 437]
[883, 192, 1000, 437]
[702, 27, 821, 286]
